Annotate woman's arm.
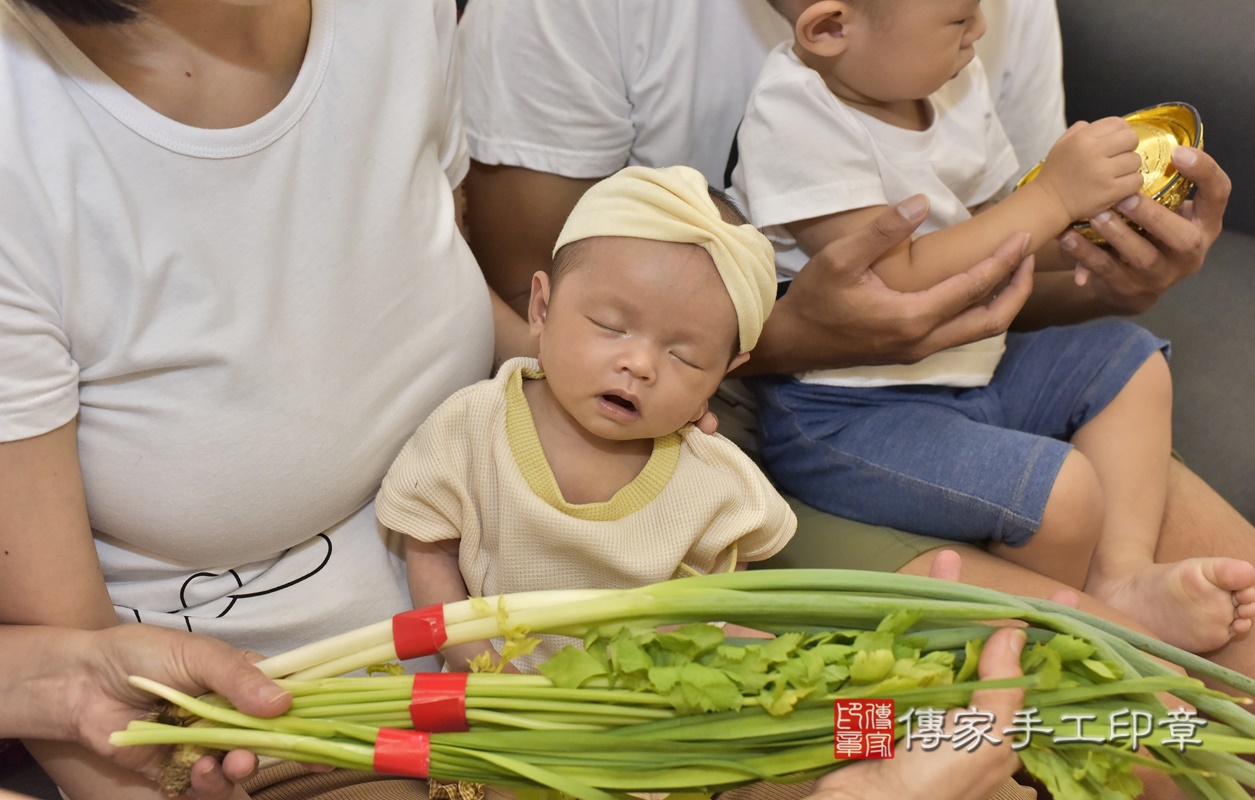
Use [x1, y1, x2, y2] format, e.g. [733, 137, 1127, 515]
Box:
[0, 421, 218, 800]
[454, 178, 540, 368]
[490, 287, 536, 369]
[0, 419, 112, 629]
[456, 172, 558, 367]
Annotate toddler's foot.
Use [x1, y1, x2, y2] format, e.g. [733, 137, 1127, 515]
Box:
[1087, 558, 1255, 653]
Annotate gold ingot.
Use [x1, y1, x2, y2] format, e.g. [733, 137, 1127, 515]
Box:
[1015, 102, 1203, 246]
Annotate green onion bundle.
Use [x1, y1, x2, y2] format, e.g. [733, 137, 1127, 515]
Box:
[110, 570, 1255, 800]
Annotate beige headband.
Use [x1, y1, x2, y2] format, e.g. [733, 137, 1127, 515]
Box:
[552, 165, 776, 352]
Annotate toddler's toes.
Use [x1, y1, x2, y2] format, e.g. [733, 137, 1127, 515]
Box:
[1232, 581, 1255, 612]
[1209, 558, 1255, 594]
[1234, 590, 1255, 628]
[1231, 616, 1253, 637]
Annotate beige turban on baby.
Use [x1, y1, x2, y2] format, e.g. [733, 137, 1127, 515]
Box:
[552, 165, 777, 353]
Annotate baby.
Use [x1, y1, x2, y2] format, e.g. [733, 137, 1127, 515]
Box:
[732, 0, 1255, 652]
[377, 166, 796, 671]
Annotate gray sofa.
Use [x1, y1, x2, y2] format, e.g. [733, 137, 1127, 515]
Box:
[1058, 0, 1255, 520]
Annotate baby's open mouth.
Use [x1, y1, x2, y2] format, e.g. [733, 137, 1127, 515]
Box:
[601, 393, 637, 413]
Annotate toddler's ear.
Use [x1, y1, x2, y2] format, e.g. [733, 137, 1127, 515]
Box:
[796, 0, 851, 58]
[726, 352, 752, 376]
[527, 271, 551, 338]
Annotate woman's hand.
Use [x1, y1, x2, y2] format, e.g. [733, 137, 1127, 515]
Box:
[70, 626, 291, 799]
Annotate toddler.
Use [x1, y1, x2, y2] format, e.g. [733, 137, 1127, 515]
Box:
[732, 0, 1255, 652]
[377, 166, 796, 671]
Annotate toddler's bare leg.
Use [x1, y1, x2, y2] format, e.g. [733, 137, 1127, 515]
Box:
[989, 450, 1102, 589]
[1072, 353, 1255, 652]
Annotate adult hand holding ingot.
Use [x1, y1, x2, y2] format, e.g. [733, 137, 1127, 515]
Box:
[1018, 102, 1204, 246]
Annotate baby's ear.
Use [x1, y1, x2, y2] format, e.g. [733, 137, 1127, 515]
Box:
[527, 271, 551, 338]
[796, 0, 851, 58]
[688, 400, 710, 425]
[725, 351, 752, 376]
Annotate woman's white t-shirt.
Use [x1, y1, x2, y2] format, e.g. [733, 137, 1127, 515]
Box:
[0, 0, 494, 660]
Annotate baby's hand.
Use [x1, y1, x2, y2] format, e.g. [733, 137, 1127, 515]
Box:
[1037, 118, 1143, 222]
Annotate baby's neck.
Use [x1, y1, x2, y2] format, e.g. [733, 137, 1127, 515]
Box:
[842, 95, 932, 131]
[522, 380, 654, 505]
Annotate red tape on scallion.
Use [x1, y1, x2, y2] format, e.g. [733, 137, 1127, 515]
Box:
[372, 728, 431, 777]
[410, 673, 470, 732]
[392, 605, 448, 659]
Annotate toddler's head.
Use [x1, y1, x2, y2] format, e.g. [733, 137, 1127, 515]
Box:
[527, 166, 776, 442]
[768, 0, 986, 106]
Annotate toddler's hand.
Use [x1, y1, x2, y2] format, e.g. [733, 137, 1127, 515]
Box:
[1037, 118, 1143, 222]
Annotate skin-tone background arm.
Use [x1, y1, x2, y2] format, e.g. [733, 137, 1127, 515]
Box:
[0, 420, 113, 630]
[454, 180, 536, 367]
[466, 164, 599, 319]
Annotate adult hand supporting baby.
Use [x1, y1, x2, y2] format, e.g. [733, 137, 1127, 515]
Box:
[1060, 147, 1230, 314]
[738, 196, 1034, 377]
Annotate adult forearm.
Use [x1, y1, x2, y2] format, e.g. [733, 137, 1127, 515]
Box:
[465, 162, 598, 318]
[1, 428, 183, 797]
[490, 288, 537, 369]
[740, 292, 872, 375]
[6, 629, 186, 800]
[1012, 269, 1132, 331]
[0, 627, 88, 741]
[0, 422, 116, 629]
[26, 742, 183, 800]
[8, 623, 287, 800]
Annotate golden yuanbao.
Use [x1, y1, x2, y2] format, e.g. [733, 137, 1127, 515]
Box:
[1016, 102, 1203, 245]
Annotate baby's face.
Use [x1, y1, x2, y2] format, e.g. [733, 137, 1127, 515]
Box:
[534, 236, 740, 442]
[832, 0, 985, 104]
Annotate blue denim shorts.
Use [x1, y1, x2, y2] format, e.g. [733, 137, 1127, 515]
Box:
[752, 319, 1169, 547]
